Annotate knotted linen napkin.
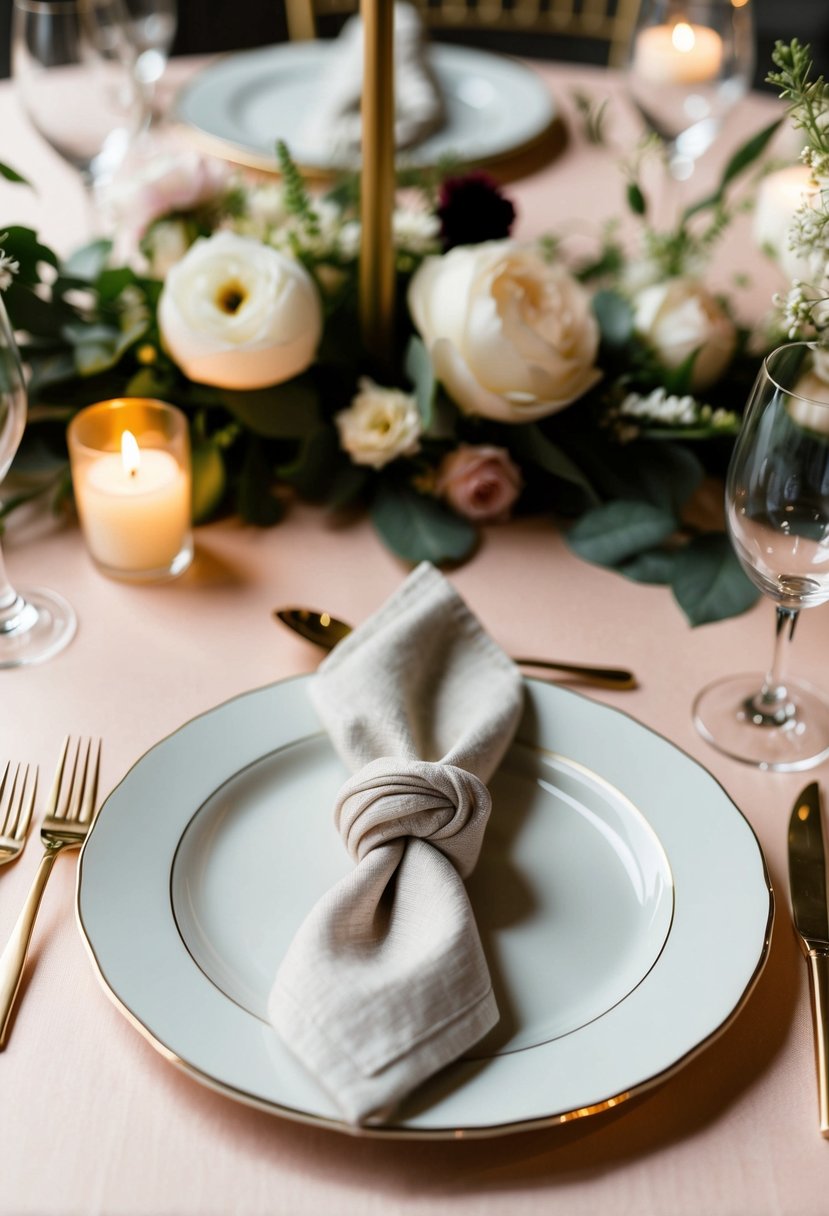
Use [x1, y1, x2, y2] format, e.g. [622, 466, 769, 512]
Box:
[300, 1, 446, 156]
[268, 562, 524, 1124]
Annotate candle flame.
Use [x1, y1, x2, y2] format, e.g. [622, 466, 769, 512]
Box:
[672, 21, 696, 52]
[121, 430, 141, 478]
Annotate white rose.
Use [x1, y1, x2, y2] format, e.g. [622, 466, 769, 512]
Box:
[158, 231, 322, 390]
[632, 277, 736, 391]
[335, 378, 421, 468]
[407, 240, 601, 424]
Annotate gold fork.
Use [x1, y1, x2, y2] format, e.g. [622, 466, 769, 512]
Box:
[0, 763, 37, 869]
[0, 737, 101, 1048]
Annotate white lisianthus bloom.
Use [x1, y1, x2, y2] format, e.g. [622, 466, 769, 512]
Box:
[158, 231, 322, 390]
[632, 277, 736, 391]
[335, 378, 421, 468]
[407, 240, 601, 423]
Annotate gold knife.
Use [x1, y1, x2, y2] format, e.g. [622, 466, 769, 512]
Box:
[788, 782, 829, 1137]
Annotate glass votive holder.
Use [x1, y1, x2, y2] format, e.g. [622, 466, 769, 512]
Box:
[67, 398, 193, 583]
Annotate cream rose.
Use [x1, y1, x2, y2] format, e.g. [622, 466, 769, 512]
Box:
[407, 241, 601, 424]
[158, 231, 322, 390]
[335, 378, 421, 468]
[436, 445, 523, 521]
[632, 277, 737, 391]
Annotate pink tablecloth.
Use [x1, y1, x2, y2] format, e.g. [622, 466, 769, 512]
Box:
[0, 55, 826, 1216]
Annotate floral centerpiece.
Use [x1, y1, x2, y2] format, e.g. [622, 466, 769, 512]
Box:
[1, 43, 816, 625]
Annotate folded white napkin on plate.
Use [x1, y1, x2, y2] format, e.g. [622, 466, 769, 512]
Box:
[300, 1, 446, 156]
[268, 562, 524, 1124]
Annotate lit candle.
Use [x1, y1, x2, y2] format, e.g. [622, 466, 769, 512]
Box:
[753, 165, 815, 258]
[68, 399, 193, 581]
[633, 21, 724, 86]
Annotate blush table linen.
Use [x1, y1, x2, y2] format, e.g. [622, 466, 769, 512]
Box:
[0, 55, 826, 1216]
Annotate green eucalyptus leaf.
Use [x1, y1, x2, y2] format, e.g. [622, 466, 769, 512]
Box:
[27, 351, 78, 397]
[0, 162, 30, 186]
[671, 532, 760, 626]
[0, 228, 58, 286]
[125, 366, 176, 397]
[617, 548, 678, 585]
[682, 118, 782, 221]
[626, 181, 647, 216]
[592, 289, 634, 347]
[326, 463, 369, 510]
[566, 500, 677, 566]
[404, 335, 436, 427]
[509, 423, 600, 504]
[222, 376, 320, 438]
[371, 480, 477, 564]
[62, 240, 113, 282]
[278, 426, 339, 498]
[5, 281, 73, 337]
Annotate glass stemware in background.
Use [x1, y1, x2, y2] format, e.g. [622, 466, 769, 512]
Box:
[122, 0, 177, 117]
[693, 342, 829, 771]
[0, 296, 76, 669]
[625, 0, 755, 185]
[11, 0, 144, 216]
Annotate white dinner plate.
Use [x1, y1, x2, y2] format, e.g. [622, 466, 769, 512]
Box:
[173, 42, 560, 174]
[77, 676, 772, 1138]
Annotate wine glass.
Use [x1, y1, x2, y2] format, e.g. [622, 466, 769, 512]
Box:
[122, 0, 177, 117]
[0, 295, 76, 669]
[693, 341, 829, 770]
[11, 0, 144, 212]
[625, 0, 755, 185]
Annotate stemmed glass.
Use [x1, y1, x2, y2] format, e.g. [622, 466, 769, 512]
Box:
[625, 0, 755, 185]
[0, 296, 76, 669]
[11, 0, 144, 215]
[122, 0, 177, 117]
[693, 342, 829, 770]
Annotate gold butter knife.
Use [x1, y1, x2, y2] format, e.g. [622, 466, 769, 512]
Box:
[788, 781, 829, 1137]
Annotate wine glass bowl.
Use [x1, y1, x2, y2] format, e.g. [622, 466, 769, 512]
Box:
[11, 0, 143, 197]
[0, 294, 75, 668]
[694, 341, 829, 770]
[625, 0, 755, 182]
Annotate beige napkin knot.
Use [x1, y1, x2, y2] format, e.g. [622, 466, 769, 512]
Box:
[268, 562, 523, 1125]
[336, 757, 491, 869]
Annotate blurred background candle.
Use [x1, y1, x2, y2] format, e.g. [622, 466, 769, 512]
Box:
[633, 20, 724, 84]
[753, 164, 815, 261]
[67, 398, 193, 581]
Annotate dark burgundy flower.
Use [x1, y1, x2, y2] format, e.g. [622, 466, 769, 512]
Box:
[437, 172, 517, 250]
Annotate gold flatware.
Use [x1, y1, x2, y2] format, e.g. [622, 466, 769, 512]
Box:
[0, 763, 37, 870]
[0, 736, 101, 1048]
[788, 781, 829, 1138]
[274, 607, 639, 690]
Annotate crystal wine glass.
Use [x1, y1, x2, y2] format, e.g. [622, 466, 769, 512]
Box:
[0, 296, 76, 668]
[624, 0, 755, 184]
[693, 341, 829, 770]
[11, 0, 144, 210]
[122, 0, 177, 116]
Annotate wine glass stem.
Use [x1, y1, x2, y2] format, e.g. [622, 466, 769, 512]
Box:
[0, 537, 32, 636]
[750, 605, 799, 724]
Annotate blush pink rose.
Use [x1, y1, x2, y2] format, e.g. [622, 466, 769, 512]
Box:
[110, 151, 230, 236]
[436, 444, 523, 522]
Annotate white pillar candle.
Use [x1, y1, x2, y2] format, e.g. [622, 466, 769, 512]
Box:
[633, 22, 724, 86]
[68, 400, 193, 581]
[753, 165, 814, 258]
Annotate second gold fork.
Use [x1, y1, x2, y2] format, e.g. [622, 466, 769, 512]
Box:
[0, 737, 101, 1048]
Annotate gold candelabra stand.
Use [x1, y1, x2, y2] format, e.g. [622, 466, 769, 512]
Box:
[359, 0, 396, 364]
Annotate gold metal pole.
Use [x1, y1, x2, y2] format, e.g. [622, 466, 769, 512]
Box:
[359, 0, 395, 363]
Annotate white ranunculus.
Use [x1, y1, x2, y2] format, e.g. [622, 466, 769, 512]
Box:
[632, 277, 737, 391]
[407, 240, 601, 424]
[157, 231, 322, 389]
[335, 378, 421, 468]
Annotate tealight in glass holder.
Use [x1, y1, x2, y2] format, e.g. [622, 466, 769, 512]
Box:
[67, 398, 193, 582]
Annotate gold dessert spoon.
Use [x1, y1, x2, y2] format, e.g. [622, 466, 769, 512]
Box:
[274, 608, 638, 690]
